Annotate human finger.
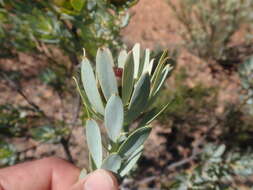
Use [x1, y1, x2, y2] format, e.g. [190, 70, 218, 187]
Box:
[71, 169, 119, 190]
[0, 157, 80, 190]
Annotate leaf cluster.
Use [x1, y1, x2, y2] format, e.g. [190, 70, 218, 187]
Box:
[76, 44, 175, 177]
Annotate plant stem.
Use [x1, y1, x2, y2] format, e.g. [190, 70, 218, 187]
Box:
[60, 137, 74, 163]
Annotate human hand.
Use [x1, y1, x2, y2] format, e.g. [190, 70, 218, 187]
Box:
[0, 157, 119, 190]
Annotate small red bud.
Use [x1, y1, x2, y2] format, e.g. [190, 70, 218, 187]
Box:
[113, 67, 123, 78]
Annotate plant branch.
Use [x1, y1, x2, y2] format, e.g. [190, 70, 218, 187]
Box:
[60, 137, 74, 163]
[1, 72, 45, 116]
[167, 136, 203, 171]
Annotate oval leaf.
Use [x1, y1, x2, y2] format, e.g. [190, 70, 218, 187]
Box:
[137, 50, 145, 78]
[118, 50, 128, 68]
[133, 43, 140, 78]
[122, 51, 134, 105]
[81, 58, 104, 115]
[89, 153, 98, 171]
[120, 146, 143, 177]
[126, 73, 150, 123]
[96, 48, 118, 100]
[73, 77, 103, 120]
[105, 95, 124, 142]
[101, 153, 122, 173]
[152, 64, 173, 96]
[118, 126, 151, 157]
[151, 50, 168, 83]
[86, 119, 103, 168]
[143, 49, 150, 74]
[139, 101, 171, 126]
[148, 59, 154, 74]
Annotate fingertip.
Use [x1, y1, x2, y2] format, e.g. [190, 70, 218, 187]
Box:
[73, 169, 119, 190]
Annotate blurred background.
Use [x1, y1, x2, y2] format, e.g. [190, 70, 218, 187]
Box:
[1, 0, 253, 189]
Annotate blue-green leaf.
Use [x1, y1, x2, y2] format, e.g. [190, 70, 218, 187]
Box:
[139, 101, 171, 126]
[151, 50, 168, 83]
[73, 77, 103, 120]
[143, 49, 150, 74]
[96, 48, 118, 100]
[86, 119, 103, 168]
[89, 153, 97, 171]
[105, 95, 124, 142]
[120, 146, 143, 177]
[122, 51, 134, 105]
[137, 50, 145, 78]
[118, 126, 151, 157]
[152, 64, 172, 96]
[133, 43, 140, 78]
[81, 58, 104, 115]
[101, 153, 122, 173]
[118, 50, 128, 68]
[148, 59, 154, 74]
[126, 73, 150, 123]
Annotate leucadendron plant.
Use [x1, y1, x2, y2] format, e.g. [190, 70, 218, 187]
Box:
[74, 43, 174, 178]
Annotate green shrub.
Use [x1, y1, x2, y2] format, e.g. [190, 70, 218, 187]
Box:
[166, 144, 253, 190]
[239, 56, 253, 114]
[0, 0, 131, 62]
[168, 0, 253, 68]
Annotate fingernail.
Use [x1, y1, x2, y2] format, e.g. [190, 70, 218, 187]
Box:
[84, 169, 117, 190]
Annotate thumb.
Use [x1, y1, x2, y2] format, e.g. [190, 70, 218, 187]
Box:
[71, 169, 119, 190]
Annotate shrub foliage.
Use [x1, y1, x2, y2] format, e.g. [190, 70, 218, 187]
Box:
[168, 0, 253, 69]
[0, 0, 131, 61]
